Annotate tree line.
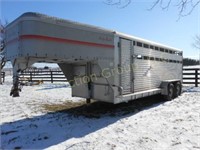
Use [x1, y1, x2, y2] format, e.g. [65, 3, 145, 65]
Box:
[183, 58, 199, 66]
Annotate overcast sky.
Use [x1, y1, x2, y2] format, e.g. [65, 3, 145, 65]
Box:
[1, 0, 199, 59]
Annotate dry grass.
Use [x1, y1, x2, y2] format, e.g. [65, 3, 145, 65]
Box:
[43, 95, 165, 118]
[43, 101, 86, 112]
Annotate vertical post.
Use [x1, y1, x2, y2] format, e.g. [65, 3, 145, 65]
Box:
[87, 62, 92, 99]
[10, 68, 20, 97]
[50, 70, 53, 83]
[30, 72, 32, 82]
[3, 72, 5, 82]
[195, 69, 198, 87]
[86, 98, 91, 104]
[0, 63, 2, 84]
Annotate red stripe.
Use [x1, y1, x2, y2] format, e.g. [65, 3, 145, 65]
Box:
[6, 38, 18, 45]
[18, 35, 114, 48]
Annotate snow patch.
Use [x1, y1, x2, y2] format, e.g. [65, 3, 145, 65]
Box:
[0, 76, 200, 149]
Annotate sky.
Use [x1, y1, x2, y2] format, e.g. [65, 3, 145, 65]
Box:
[0, 0, 199, 59]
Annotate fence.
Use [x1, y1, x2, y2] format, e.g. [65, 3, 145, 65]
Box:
[1, 72, 5, 83]
[3, 68, 200, 87]
[183, 68, 200, 87]
[19, 69, 67, 83]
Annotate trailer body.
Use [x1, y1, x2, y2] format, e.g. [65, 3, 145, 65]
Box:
[4, 12, 183, 103]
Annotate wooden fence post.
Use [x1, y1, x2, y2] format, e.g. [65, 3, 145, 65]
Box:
[0, 72, 5, 83]
[0, 63, 2, 84]
[195, 69, 198, 87]
[50, 70, 53, 83]
[30, 72, 32, 82]
[0, 73, 2, 84]
[2, 72, 5, 82]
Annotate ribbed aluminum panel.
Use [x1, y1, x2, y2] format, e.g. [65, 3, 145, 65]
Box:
[120, 39, 132, 94]
[133, 59, 182, 92]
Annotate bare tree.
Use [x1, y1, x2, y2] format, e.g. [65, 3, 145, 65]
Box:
[0, 20, 6, 84]
[150, 0, 200, 17]
[193, 35, 200, 49]
[193, 35, 200, 65]
[103, 0, 131, 8]
[103, 0, 200, 17]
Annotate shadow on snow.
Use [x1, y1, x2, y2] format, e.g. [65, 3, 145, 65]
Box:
[36, 83, 70, 91]
[1, 95, 166, 149]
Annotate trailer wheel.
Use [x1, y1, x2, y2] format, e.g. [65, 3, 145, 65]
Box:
[165, 83, 174, 101]
[174, 82, 182, 98]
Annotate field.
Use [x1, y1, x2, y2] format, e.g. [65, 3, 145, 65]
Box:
[0, 76, 200, 150]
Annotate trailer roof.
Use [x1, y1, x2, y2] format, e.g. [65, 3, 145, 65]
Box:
[7, 12, 181, 52]
[116, 32, 182, 52]
[16, 12, 115, 34]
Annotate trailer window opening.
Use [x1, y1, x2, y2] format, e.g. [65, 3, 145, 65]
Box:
[150, 45, 154, 49]
[150, 57, 154, 60]
[155, 47, 159, 50]
[164, 59, 167, 62]
[136, 55, 143, 59]
[144, 44, 149, 48]
[160, 48, 164, 52]
[144, 56, 150, 60]
[171, 51, 175, 54]
[175, 51, 182, 56]
[137, 42, 142, 47]
[133, 43, 182, 62]
[135, 55, 183, 64]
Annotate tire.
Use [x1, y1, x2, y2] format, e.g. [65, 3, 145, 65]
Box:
[174, 82, 182, 98]
[164, 83, 174, 101]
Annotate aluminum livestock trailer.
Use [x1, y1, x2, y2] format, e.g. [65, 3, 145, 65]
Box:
[3, 12, 183, 103]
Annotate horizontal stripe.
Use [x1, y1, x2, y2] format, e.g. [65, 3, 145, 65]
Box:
[18, 34, 114, 48]
[6, 38, 19, 45]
